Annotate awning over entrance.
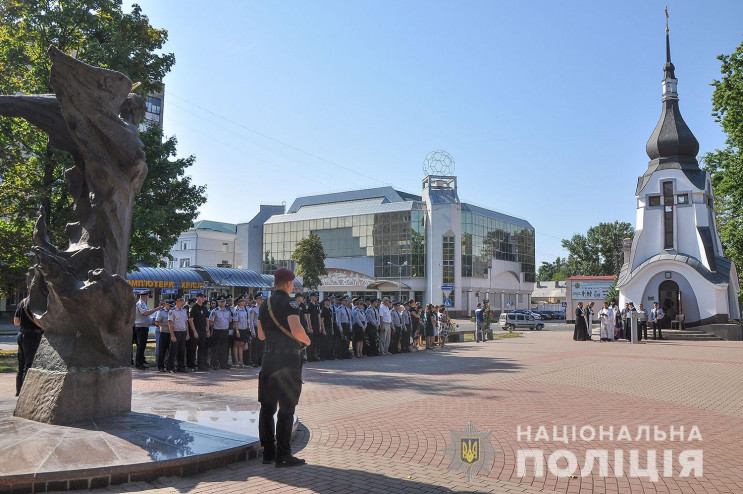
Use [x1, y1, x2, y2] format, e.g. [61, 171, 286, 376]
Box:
[126, 267, 208, 290]
[193, 266, 273, 287]
[366, 279, 412, 290]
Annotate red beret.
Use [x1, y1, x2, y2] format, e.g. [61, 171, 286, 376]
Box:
[274, 268, 296, 284]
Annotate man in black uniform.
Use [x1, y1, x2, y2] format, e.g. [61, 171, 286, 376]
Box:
[295, 292, 309, 362]
[257, 268, 311, 468]
[14, 285, 43, 397]
[306, 291, 322, 361]
[320, 297, 335, 360]
[322, 296, 336, 360]
[188, 292, 211, 371]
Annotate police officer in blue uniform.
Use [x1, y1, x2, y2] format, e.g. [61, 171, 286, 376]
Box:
[335, 296, 352, 358]
[257, 268, 311, 467]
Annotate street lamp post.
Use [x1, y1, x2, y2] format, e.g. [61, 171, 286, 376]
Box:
[388, 260, 408, 302]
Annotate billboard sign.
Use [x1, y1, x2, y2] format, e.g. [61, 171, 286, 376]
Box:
[570, 280, 613, 300]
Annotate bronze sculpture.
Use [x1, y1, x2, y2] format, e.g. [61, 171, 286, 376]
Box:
[0, 46, 147, 423]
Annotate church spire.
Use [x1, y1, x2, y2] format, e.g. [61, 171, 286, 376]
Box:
[640, 8, 702, 194]
[662, 6, 677, 98]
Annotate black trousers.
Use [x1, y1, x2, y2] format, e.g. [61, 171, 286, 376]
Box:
[365, 325, 379, 356]
[188, 329, 208, 369]
[16, 330, 42, 396]
[250, 334, 264, 366]
[315, 331, 326, 360]
[653, 322, 663, 339]
[186, 332, 196, 368]
[134, 326, 149, 366]
[167, 331, 187, 370]
[258, 354, 302, 459]
[390, 326, 402, 353]
[157, 331, 171, 370]
[400, 328, 410, 352]
[339, 323, 351, 358]
[307, 330, 320, 361]
[639, 322, 647, 340]
[210, 330, 230, 368]
[324, 329, 336, 359]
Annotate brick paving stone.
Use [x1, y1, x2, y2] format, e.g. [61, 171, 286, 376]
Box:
[6, 323, 741, 493]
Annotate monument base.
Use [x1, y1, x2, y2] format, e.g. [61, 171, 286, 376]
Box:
[0, 391, 295, 492]
[14, 367, 132, 424]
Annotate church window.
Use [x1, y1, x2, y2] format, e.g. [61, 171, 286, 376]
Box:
[648, 196, 661, 207]
[662, 181, 674, 249]
[677, 194, 688, 205]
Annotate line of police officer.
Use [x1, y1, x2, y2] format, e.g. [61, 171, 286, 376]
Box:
[136, 290, 422, 372]
[140, 291, 267, 373]
[295, 292, 419, 361]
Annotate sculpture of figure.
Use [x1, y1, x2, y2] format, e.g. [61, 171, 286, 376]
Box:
[0, 46, 147, 423]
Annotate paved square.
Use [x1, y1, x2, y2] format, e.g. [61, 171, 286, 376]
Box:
[2, 323, 742, 493]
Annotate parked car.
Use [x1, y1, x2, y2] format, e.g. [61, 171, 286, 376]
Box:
[513, 309, 542, 319]
[499, 312, 544, 331]
[553, 311, 566, 319]
[535, 310, 554, 320]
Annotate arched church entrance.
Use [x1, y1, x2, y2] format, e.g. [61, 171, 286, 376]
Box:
[659, 279, 680, 319]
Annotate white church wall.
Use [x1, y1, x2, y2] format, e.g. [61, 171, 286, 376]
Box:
[620, 260, 725, 324]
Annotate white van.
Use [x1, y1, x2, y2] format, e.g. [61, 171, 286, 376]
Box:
[499, 312, 544, 331]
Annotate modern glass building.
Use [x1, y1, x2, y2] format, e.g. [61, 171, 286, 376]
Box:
[257, 175, 535, 315]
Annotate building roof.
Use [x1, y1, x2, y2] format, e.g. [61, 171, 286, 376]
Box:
[275, 186, 533, 230]
[638, 29, 705, 194]
[192, 220, 237, 234]
[462, 203, 533, 229]
[532, 285, 566, 299]
[193, 266, 272, 287]
[617, 253, 731, 287]
[287, 186, 419, 213]
[566, 276, 616, 281]
[265, 200, 416, 224]
[127, 267, 208, 286]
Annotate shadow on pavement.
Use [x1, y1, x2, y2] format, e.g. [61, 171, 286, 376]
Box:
[152, 423, 479, 494]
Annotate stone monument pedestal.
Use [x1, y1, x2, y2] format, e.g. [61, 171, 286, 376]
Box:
[14, 367, 132, 424]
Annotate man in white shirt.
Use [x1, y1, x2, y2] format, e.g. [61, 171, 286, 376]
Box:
[378, 298, 392, 355]
[134, 290, 160, 370]
[650, 302, 665, 340]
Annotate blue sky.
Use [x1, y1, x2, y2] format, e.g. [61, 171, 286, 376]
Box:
[134, 0, 743, 267]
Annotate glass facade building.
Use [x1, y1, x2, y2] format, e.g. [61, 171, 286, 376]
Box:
[461, 210, 536, 283]
[258, 184, 535, 313]
[263, 204, 426, 278]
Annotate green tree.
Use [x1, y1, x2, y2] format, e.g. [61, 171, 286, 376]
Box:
[605, 278, 619, 304]
[561, 221, 633, 277]
[130, 125, 206, 269]
[0, 1, 204, 294]
[537, 256, 570, 281]
[703, 39, 743, 301]
[291, 233, 327, 289]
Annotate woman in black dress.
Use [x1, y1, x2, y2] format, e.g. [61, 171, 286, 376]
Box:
[424, 303, 436, 349]
[573, 302, 588, 341]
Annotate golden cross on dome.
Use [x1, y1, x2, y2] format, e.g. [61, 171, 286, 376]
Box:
[665, 6, 669, 34]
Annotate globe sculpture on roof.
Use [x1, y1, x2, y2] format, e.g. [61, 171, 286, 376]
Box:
[423, 150, 455, 176]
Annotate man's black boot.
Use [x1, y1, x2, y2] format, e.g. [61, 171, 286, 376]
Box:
[275, 455, 306, 468]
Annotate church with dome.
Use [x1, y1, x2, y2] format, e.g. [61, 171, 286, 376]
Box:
[617, 25, 741, 335]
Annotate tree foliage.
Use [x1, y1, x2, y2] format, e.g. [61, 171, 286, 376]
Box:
[539, 221, 634, 280]
[561, 221, 633, 277]
[130, 125, 206, 269]
[291, 233, 327, 289]
[703, 39, 743, 300]
[537, 256, 570, 281]
[0, 1, 205, 294]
